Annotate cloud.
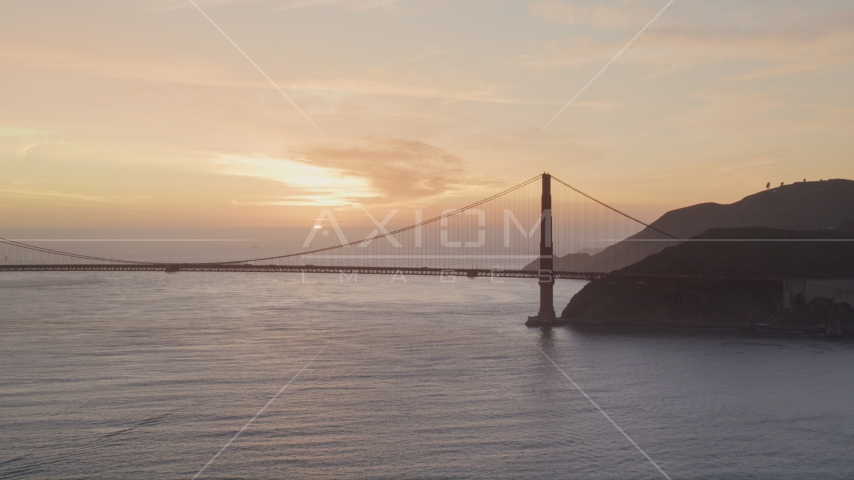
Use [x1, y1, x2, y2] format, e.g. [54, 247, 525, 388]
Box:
[215, 138, 486, 207]
[152, 0, 400, 11]
[0, 184, 139, 203]
[679, 88, 784, 132]
[0, 45, 249, 89]
[514, 18, 854, 79]
[0, 126, 51, 138]
[15, 143, 40, 156]
[285, 79, 565, 107]
[275, 0, 400, 10]
[528, 0, 638, 27]
[0, 43, 563, 108]
[295, 137, 476, 204]
[215, 154, 377, 206]
[671, 87, 853, 136]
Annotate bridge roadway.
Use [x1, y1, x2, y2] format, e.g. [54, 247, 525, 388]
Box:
[0, 264, 784, 286]
[0, 263, 603, 280]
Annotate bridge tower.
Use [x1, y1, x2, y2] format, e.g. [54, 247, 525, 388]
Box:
[527, 173, 557, 327]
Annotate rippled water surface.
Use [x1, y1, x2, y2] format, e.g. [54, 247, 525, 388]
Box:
[2, 272, 854, 479]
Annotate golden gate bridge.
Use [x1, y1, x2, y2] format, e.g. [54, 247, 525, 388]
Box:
[0, 173, 783, 325]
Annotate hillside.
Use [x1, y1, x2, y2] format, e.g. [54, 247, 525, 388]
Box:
[617, 227, 854, 279]
[560, 227, 854, 332]
[540, 179, 854, 273]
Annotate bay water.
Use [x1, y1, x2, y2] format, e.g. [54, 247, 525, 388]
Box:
[2, 270, 854, 479]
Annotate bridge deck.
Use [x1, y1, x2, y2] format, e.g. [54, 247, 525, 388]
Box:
[0, 264, 783, 286]
[0, 264, 602, 280]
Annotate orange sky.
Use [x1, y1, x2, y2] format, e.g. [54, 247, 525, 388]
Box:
[1, 0, 853, 228]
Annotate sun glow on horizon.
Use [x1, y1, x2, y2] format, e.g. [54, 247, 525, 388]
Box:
[216, 155, 377, 207]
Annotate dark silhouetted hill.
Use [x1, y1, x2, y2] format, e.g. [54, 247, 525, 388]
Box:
[617, 227, 854, 279]
[560, 227, 854, 331]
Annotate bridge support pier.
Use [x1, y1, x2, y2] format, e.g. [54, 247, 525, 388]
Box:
[526, 174, 557, 327]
